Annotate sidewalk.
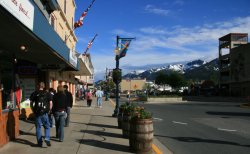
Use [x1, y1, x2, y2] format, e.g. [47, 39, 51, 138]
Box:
[0, 98, 170, 154]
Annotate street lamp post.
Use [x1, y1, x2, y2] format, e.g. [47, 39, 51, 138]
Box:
[112, 35, 135, 117]
[112, 36, 120, 117]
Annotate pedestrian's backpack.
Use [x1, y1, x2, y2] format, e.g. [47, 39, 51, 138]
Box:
[32, 91, 50, 115]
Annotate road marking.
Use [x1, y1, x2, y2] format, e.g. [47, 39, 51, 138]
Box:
[218, 128, 237, 132]
[173, 121, 188, 125]
[152, 143, 163, 154]
[153, 117, 163, 121]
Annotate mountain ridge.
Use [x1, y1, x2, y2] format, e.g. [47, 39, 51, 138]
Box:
[122, 59, 219, 81]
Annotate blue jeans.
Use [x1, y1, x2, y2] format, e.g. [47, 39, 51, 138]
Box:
[97, 97, 102, 106]
[35, 113, 50, 145]
[65, 107, 71, 126]
[54, 111, 67, 141]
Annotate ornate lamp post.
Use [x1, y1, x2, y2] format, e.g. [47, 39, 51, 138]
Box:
[112, 35, 135, 117]
[112, 36, 121, 117]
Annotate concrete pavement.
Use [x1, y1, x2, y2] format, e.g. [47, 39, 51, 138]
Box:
[0, 98, 170, 154]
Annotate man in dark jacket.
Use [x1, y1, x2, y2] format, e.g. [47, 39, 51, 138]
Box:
[63, 85, 73, 127]
[30, 82, 52, 147]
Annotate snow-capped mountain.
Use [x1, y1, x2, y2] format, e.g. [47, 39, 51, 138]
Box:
[184, 59, 207, 71]
[123, 59, 219, 81]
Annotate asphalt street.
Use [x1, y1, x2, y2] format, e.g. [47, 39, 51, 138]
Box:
[143, 101, 250, 154]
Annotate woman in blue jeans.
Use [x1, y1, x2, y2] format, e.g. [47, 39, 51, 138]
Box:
[52, 85, 67, 142]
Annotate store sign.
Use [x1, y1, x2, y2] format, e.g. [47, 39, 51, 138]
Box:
[69, 51, 78, 68]
[0, 0, 34, 30]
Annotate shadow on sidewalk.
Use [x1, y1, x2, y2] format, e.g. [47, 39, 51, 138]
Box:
[13, 138, 37, 147]
[81, 130, 123, 138]
[87, 123, 119, 129]
[20, 119, 35, 124]
[155, 134, 250, 147]
[77, 139, 130, 152]
[73, 105, 89, 108]
[71, 112, 113, 118]
[19, 130, 36, 136]
[70, 121, 119, 129]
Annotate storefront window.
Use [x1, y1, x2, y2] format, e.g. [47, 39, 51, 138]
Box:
[0, 50, 17, 110]
[0, 61, 15, 110]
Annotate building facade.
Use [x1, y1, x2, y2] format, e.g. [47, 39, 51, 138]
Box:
[120, 79, 146, 92]
[0, 0, 93, 147]
[230, 43, 250, 97]
[218, 33, 249, 97]
[75, 53, 95, 94]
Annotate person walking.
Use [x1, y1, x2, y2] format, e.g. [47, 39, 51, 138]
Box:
[127, 91, 130, 102]
[48, 88, 56, 128]
[63, 85, 73, 127]
[52, 85, 67, 142]
[96, 87, 104, 108]
[30, 82, 52, 147]
[86, 89, 93, 107]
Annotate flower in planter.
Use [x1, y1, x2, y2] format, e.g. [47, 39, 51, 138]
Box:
[131, 107, 152, 120]
[123, 102, 138, 115]
[119, 102, 129, 113]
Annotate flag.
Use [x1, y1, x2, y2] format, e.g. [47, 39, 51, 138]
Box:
[84, 34, 98, 54]
[74, 0, 96, 29]
[119, 39, 132, 58]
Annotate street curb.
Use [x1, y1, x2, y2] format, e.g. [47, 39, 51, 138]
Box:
[153, 138, 173, 154]
[109, 99, 172, 154]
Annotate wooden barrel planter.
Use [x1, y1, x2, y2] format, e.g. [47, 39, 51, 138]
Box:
[129, 118, 154, 154]
[117, 112, 123, 129]
[117, 107, 125, 129]
[122, 113, 131, 138]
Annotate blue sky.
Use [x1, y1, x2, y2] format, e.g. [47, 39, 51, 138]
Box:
[74, 0, 250, 81]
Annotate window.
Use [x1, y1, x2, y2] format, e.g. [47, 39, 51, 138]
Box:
[51, 15, 55, 29]
[0, 54, 16, 110]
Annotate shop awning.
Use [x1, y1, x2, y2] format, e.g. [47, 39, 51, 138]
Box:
[73, 57, 92, 76]
[0, 2, 78, 71]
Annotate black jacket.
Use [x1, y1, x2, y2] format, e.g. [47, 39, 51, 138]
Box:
[64, 90, 73, 108]
[52, 92, 67, 112]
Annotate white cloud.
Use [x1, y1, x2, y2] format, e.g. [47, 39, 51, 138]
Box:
[173, 0, 185, 6]
[145, 5, 170, 16]
[92, 16, 250, 80]
[136, 16, 250, 49]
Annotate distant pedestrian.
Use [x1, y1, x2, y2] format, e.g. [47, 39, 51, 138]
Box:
[86, 89, 93, 107]
[127, 91, 130, 102]
[80, 88, 85, 100]
[63, 85, 73, 127]
[53, 85, 67, 142]
[96, 87, 104, 108]
[30, 82, 52, 147]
